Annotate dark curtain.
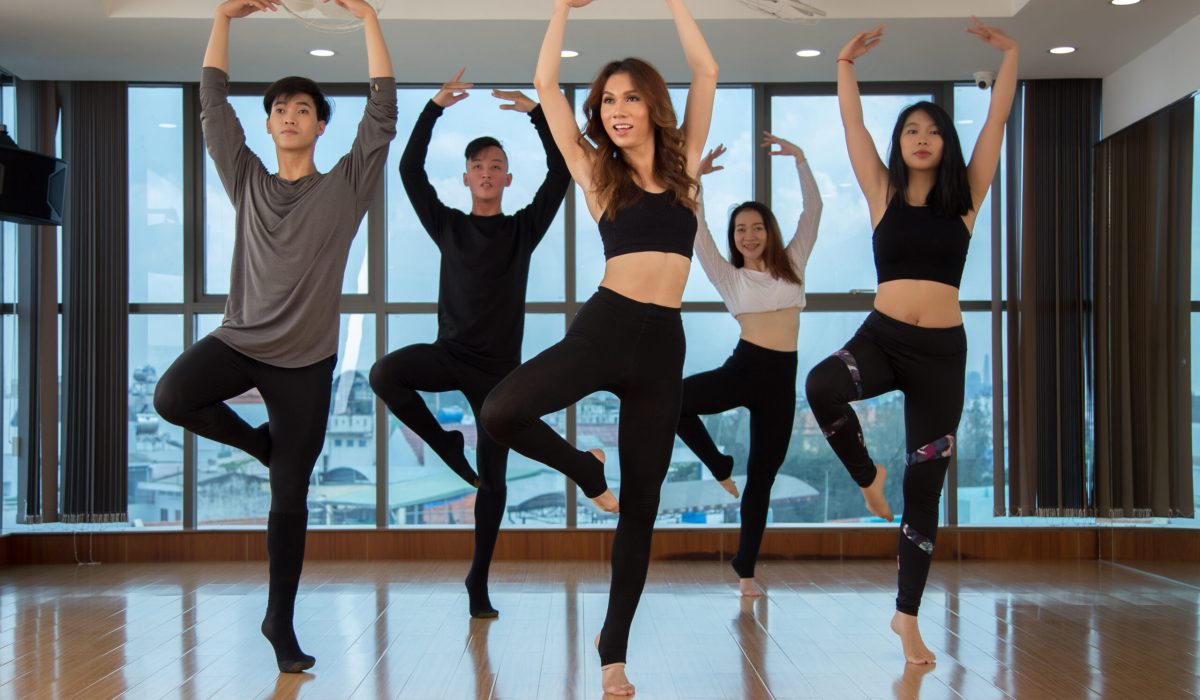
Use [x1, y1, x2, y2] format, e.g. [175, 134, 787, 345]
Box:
[1008, 79, 1100, 516]
[61, 81, 128, 523]
[1094, 97, 1194, 518]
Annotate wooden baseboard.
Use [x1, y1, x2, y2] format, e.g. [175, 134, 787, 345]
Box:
[2, 526, 1194, 566]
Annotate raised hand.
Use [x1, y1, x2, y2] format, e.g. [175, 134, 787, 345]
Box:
[493, 89, 537, 113]
[838, 25, 884, 62]
[322, 0, 378, 20]
[966, 16, 1018, 53]
[557, 0, 595, 8]
[433, 68, 473, 109]
[699, 144, 726, 177]
[761, 132, 805, 161]
[216, 0, 282, 19]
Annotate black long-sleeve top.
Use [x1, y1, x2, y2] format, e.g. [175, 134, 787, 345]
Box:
[399, 100, 570, 375]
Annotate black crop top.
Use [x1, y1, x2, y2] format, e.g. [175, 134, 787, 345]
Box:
[873, 197, 970, 289]
[599, 188, 697, 260]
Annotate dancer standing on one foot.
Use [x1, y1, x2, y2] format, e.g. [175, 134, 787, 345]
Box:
[804, 19, 1016, 665]
[479, 0, 717, 694]
[153, 0, 396, 674]
[678, 133, 821, 598]
[368, 68, 570, 619]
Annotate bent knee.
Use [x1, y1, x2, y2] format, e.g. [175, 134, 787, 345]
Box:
[152, 377, 186, 424]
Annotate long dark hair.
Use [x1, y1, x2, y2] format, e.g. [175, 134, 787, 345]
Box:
[580, 58, 697, 219]
[886, 101, 972, 218]
[727, 201, 802, 286]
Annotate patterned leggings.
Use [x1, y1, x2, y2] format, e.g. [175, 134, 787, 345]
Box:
[805, 310, 966, 615]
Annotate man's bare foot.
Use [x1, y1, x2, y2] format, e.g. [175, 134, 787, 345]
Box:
[890, 611, 936, 665]
[862, 464, 894, 521]
[588, 449, 619, 513]
[738, 578, 762, 597]
[719, 478, 740, 498]
[594, 633, 635, 696]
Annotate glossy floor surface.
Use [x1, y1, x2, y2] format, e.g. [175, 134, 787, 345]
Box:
[1, 559, 1198, 699]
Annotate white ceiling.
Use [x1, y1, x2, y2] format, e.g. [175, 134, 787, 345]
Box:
[0, 0, 1196, 84]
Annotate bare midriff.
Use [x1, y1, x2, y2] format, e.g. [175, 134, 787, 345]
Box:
[599, 251, 692, 307]
[873, 279, 962, 328]
[736, 307, 800, 351]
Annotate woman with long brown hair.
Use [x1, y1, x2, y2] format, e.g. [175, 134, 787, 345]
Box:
[479, 0, 717, 694]
[677, 133, 821, 598]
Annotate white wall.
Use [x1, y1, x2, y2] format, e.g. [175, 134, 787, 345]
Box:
[1103, 13, 1200, 138]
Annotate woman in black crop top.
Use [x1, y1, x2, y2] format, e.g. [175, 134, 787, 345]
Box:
[479, 0, 716, 695]
[805, 19, 1018, 666]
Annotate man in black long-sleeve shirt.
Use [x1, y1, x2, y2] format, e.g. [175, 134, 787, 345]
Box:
[369, 69, 570, 618]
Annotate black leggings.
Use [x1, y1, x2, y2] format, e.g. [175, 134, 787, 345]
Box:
[153, 335, 335, 514]
[804, 310, 966, 616]
[677, 339, 797, 580]
[368, 343, 510, 610]
[481, 287, 685, 666]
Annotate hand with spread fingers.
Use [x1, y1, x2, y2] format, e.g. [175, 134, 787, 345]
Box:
[493, 89, 538, 114]
[699, 144, 726, 177]
[761, 132, 805, 163]
[433, 68, 474, 108]
[838, 25, 884, 62]
[216, 0, 282, 19]
[966, 16, 1018, 53]
[322, 0, 379, 20]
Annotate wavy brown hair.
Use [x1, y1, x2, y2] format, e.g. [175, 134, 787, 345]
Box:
[727, 201, 802, 286]
[579, 58, 697, 219]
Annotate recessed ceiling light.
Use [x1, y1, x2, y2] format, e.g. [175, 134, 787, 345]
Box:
[158, 122, 177, 129]
[1049, 46, 1076, 55]
[310, 49, 336, 58]
[561, 50, 580, 58]
[956, 119, 975, 125]
[796, 49, 822, 58]
[1110, 0, 1140, 5]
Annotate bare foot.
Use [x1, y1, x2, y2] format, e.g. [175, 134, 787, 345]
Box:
[719, 478, 740, 498]
[890, 611, 936, 665]
[601, 664, 635, 696]
[862, 464, 894, 521]
[594, 633, 635, 696]
[588, 449, 619, 514]
[738, 578, 762, 597]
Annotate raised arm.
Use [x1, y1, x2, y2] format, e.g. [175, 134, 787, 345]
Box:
[837, 26, 889, 215]
[692, 145, 736, 290]
[201, 1, 281, 201]
[667, 0, 719, 178]
[533, 1, 597, 189]
[323, 0, 393, 78]
[763, 133, 822, 269]
[203, 1, 282, 72]
[327, 0, 398, 199]
[964, 17, 1018, 211]
[494, 89, 572, 247]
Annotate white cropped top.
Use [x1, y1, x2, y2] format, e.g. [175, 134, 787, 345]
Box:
[693, 159, 822, 317]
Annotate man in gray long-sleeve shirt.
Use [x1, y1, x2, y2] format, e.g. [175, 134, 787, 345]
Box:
[152, 0, 396, 675]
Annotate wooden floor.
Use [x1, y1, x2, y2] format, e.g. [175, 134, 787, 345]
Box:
[1, 560, 1198, 700]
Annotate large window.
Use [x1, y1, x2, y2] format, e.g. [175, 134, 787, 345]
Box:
[113, 80, 1022, 530]
[2, 79, 16, 532]
[129, 87, 184, 303]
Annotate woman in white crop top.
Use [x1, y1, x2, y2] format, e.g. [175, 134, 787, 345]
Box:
[677, 133, 821, 597]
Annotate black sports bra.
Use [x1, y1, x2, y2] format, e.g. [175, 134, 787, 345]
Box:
[872, 197, 970, 289]
[598, 188, 697, 260]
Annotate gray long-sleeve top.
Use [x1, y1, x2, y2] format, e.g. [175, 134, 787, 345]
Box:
[200, 67, 397, 367]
